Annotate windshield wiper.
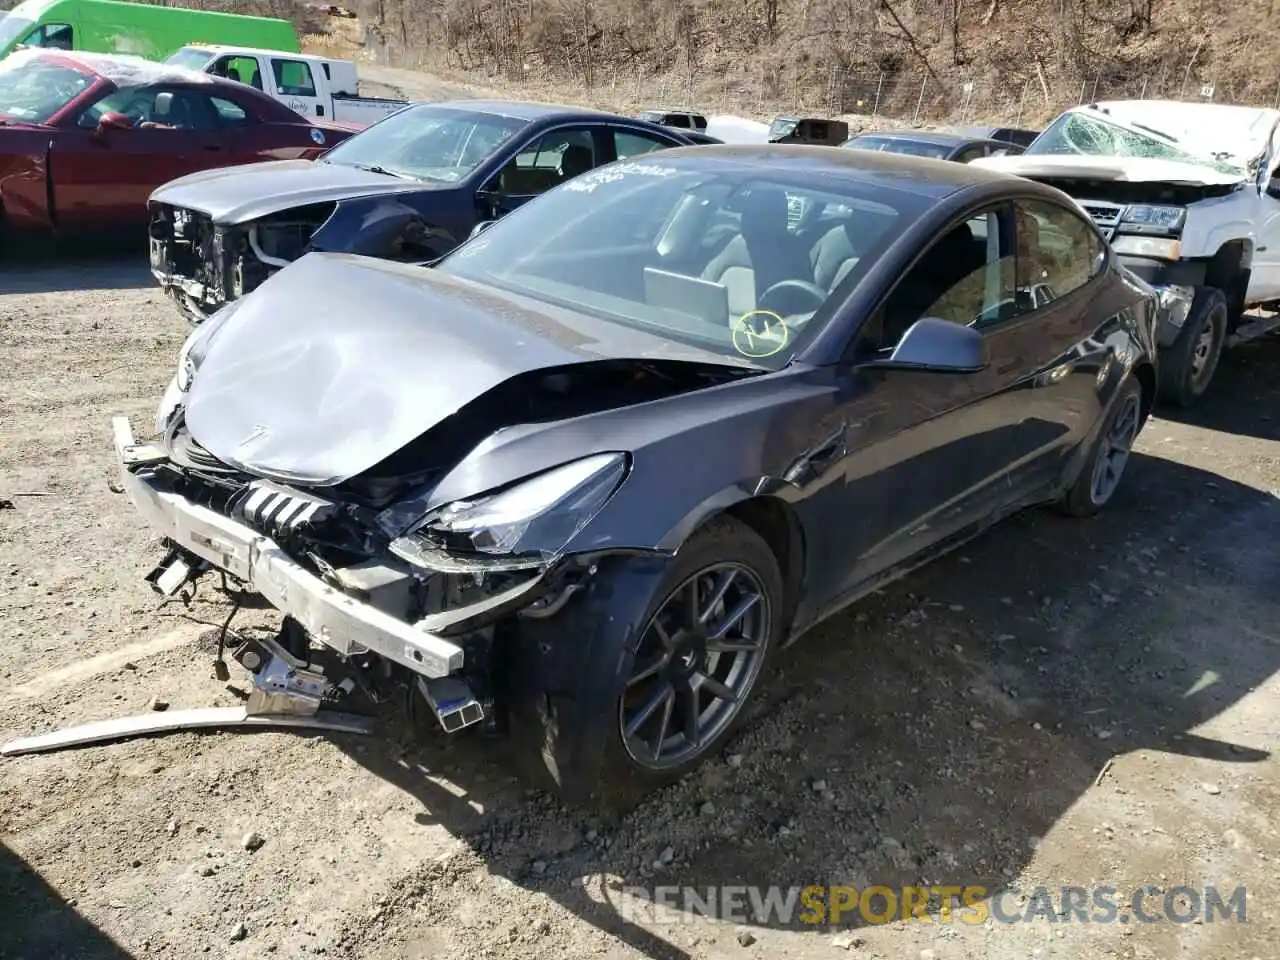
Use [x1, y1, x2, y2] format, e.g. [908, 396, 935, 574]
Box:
[349, 162, 403, 178]
[1130, 121, 1178, 143]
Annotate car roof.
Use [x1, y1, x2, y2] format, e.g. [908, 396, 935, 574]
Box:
[636, 143, 1014, 198]
[851, 129, 983, 147]
[23, 47, 221, 87]
[428, 99, 639, 123]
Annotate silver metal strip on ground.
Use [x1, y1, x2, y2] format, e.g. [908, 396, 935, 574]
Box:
[0, 707, 376, 757]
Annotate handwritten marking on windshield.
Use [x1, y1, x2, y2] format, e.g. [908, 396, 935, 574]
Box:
[563, 162, 679, 194]
[731, 310, 790, 358]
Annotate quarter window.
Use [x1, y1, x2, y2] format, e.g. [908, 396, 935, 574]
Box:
[210, 96, 251, 126]
[614, 129, 674, 159]
[1012, 199, 1106, 314]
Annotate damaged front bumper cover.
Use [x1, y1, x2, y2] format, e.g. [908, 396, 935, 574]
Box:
[112, 416, 466, 680]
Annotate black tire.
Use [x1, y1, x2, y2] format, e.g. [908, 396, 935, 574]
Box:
[598, 514, 785, 806]
[1157, 286, 1227, 408]
[1060, 376, 1144, 518]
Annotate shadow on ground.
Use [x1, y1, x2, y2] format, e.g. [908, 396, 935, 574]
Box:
[0, 843, 134, 959]
[0, 235, 152, 295]
[329, 393, 1280, 956]
[1155, 333, 1280, 442]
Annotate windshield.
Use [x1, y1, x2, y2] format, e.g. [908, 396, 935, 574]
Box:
[1026, 110, 1246, 176]
[845, 136, 953, 160]
[321, 104, 528, 182]
[0, 51, 95, 123]
[165, 47, 213, 71]
[768, 118, 797, 139]
[0, 14, 33, 51]
[436, 157, 924, 370]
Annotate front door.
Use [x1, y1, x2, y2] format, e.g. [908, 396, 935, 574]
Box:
[1248, 129, 1280, 303]
[808, 205, 1045, 607]
[50, 85, 223, 229]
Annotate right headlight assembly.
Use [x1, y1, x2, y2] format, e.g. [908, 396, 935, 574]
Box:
[155, 301, 242, 433]
[388, 452, 630, 572]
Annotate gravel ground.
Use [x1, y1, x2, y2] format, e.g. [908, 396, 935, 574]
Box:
[2, 236, 1280, 959]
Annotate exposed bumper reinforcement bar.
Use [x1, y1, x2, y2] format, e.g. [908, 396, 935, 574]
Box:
[111, 416, 465, 680]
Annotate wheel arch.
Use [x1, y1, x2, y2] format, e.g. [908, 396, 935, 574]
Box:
[1205, 239, 1252, 323]
[670, 493, 806, 634]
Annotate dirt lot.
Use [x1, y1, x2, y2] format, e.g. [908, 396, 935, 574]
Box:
[2, 238, 1279, 960]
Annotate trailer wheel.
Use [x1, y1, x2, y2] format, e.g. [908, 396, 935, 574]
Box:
[1157, 286, 1227, 409]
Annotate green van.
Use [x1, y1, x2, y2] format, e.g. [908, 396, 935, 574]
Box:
[0, 0, 299, 61]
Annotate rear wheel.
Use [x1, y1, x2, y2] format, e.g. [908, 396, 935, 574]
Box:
[1157, 286, 1227, 408]
[603, 515, 783, 800]
[1060, 376, 1143, 518]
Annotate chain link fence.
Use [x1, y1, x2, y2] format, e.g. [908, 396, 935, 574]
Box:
[360, 32, 1280, 131]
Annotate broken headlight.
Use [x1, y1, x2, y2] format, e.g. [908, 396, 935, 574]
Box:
[1120, 204, 1185, 235]
[389, 453, 628, 572]
[155, 301, 244, 433]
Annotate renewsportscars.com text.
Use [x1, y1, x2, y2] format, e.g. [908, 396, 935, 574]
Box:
[614, 884, 1247, 926]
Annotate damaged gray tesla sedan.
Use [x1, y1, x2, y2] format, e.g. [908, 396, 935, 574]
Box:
[106, 145, 1158, 804]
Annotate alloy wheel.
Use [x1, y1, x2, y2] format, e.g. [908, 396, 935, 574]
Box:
[619, 562, 770, 770]
[1089, 391, 1142, 506]
[1189, 317, 1221, 390]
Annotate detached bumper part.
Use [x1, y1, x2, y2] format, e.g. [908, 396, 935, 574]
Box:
[111, 416, 465, 680]
[1151, 283, 1195, 347]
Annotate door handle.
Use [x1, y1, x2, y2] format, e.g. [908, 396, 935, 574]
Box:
[203, 143, 224, 152]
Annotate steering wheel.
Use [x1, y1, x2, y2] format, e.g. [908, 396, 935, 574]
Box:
[759, 279, 827, 316]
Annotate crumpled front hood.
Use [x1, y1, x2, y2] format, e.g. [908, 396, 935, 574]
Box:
[973, 152, 1246, 186]
[148, 158, 441, 223]
[183, 253, 741, 486]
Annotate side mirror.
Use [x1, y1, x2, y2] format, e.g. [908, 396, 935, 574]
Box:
[469, 220, 495, 240]
[864, 317, 989, 373]
[1266, 178, 1280, 200]
[94, 112, 133, 138]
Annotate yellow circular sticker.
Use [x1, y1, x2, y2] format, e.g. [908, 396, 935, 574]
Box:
[731, 310, 790, 358]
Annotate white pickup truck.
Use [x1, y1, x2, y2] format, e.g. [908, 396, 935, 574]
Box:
[975, 100, 1280, 407]
[165, 45, 409, 128]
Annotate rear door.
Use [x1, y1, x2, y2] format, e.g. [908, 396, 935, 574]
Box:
[49, 84, 224, 229]
[268, 56, 326, 119]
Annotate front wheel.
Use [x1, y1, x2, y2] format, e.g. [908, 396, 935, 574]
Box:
[1157, 286, 1227, 408]
[1060, 376, 1144, 518]
[603, 515, 784, 799]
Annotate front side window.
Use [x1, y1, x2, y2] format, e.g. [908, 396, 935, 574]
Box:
[866, 207, 1017, 353]
[492, 127, 597, 197]
[437, 157, 926, 370]
[321, 104, 528, 183]
[0, 50, 94, 122]
[79, 85, 215, 131]
[214, 56, 263, 90]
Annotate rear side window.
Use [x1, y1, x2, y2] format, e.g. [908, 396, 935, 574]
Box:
[272, 59, 316, 96]
[1013, 199, 1106, 313]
